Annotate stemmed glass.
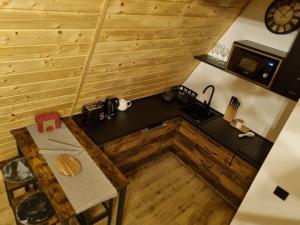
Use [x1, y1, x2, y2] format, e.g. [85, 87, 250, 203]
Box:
[217, 44, 225, 61]
[210, 44, 230, 63]
[221, 47, 230, 62]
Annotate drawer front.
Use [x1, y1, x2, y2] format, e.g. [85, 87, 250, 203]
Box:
[103, 118, 179, 174]
[173, 136, 245, 208]
[103, 130, 144, 158]
[178, 120, 233, 167]
[141, 117, 179, 145]
[118, 138, 166, 174]
[178, 120, 257, 187]
[229, 154, 257, 188]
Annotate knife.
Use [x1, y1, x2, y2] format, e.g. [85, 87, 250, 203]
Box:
[230, 96, 234, 106]
[230, 96, 240, 109]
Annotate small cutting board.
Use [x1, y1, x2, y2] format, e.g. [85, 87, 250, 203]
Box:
[55, 154, 81, 176]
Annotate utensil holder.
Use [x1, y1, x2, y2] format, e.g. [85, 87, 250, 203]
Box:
[223, 105, 236, 122]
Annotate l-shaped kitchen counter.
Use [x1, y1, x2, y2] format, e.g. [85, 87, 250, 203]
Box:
[73, 94, 273, 168]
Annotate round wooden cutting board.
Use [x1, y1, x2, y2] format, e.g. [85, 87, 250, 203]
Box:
[55, 154, 81, 176]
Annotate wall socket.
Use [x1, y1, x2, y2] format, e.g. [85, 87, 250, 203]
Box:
[273, 186, 289, 201]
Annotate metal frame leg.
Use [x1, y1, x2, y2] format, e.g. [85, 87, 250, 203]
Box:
[107, 199, 114, 225]
[116, 187, 127, 225]
[6, 190, 13, 206]
[76, 214, 88, 225]
[17, 146, 23, 157]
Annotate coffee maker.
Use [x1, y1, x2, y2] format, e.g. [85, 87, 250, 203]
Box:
[105, 97, 119, 119]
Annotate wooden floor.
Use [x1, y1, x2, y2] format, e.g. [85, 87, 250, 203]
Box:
[0, 172, 16, 225]
[98, 153, 236, 225]
[0, 153, 236, 225]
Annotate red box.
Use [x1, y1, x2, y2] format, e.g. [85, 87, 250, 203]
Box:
[35, 112, 61, 133]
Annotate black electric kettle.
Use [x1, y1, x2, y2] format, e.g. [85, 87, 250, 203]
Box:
[105, 97, 119, 119]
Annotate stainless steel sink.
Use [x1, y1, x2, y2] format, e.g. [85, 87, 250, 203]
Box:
[181, 103, 218, 123]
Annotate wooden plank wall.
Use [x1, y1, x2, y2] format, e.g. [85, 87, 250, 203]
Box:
[0, 0, 250, 160]
[0, 0, 103, 160]
[74, 0, 251, 111]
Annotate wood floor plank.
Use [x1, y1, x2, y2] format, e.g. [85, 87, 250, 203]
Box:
[0, 153, 235, 225]
[0, 171, 16, 225]
[0, 208, 16, 225]
[97, 153, 236, 225]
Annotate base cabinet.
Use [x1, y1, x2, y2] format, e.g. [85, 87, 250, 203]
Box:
[101, 117, 257, 207]
[101, 118, 179, 175]
[173, 119, 257, 208]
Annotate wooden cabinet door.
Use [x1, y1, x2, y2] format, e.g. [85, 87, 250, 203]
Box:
[177, 120, 233, 167]
[228, 154, 257, 188]
[141, 117, 179, 149]
[173, 133, 245, 208]
[174, 119, 258, 208]
[102, 118, 179, 174]
[102, 129, 144, 173]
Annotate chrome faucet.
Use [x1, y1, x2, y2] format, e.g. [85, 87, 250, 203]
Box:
[202, 85, 215, 107]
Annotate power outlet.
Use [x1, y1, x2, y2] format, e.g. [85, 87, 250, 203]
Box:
[273, 186, 289, 201]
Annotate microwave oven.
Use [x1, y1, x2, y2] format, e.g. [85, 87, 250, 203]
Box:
[226, 40, 287, 88]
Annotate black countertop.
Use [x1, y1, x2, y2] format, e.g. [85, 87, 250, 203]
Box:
[199, 117, 273, 166]
[73, 95, 184, 145]
[73, 94, 273, 168]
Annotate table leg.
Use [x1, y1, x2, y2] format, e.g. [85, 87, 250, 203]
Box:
[107, 199, 114, 225]
[76, 214, 88, 225]
[17, 146, 23, 157]
[6, 190, 13, 206]
[116, 187, 127, 225]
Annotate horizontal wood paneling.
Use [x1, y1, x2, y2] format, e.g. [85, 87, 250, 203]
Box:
[107, 0, 241, 17]
[0, 77, 79, 98]
[0, 9, 98, 29]
[87, 55, 191, 74]
[0, 29, 94, 46]
[91, 45, 207, 64]
[0, 131, 17, 161]
[103, 14, 232, 29]
[0, 0, 104, 13]
[0, 43, 89, 61]
[0, 1, 101, 160]
[98, 28, 225, 42]
[0, 68, 82, 88]
[0, 56, 85, 75]
[197, 0, 250, 8]
[74, 0, 249, 110]
[0, 0, 249, 160]
[94, 37, 215, 54]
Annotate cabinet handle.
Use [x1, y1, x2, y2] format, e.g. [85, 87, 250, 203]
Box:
[143, 122, 167, 133]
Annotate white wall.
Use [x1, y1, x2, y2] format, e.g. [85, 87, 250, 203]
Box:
[184, 0, 298, 142]
[230, 100, 300, 225]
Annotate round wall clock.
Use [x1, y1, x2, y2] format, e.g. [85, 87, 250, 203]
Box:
[265, 0, 300, 34]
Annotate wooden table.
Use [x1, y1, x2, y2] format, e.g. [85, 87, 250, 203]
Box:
[11, 117, 129, 225]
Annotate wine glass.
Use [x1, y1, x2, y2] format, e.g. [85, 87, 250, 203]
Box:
[221, 47, 230, 62]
